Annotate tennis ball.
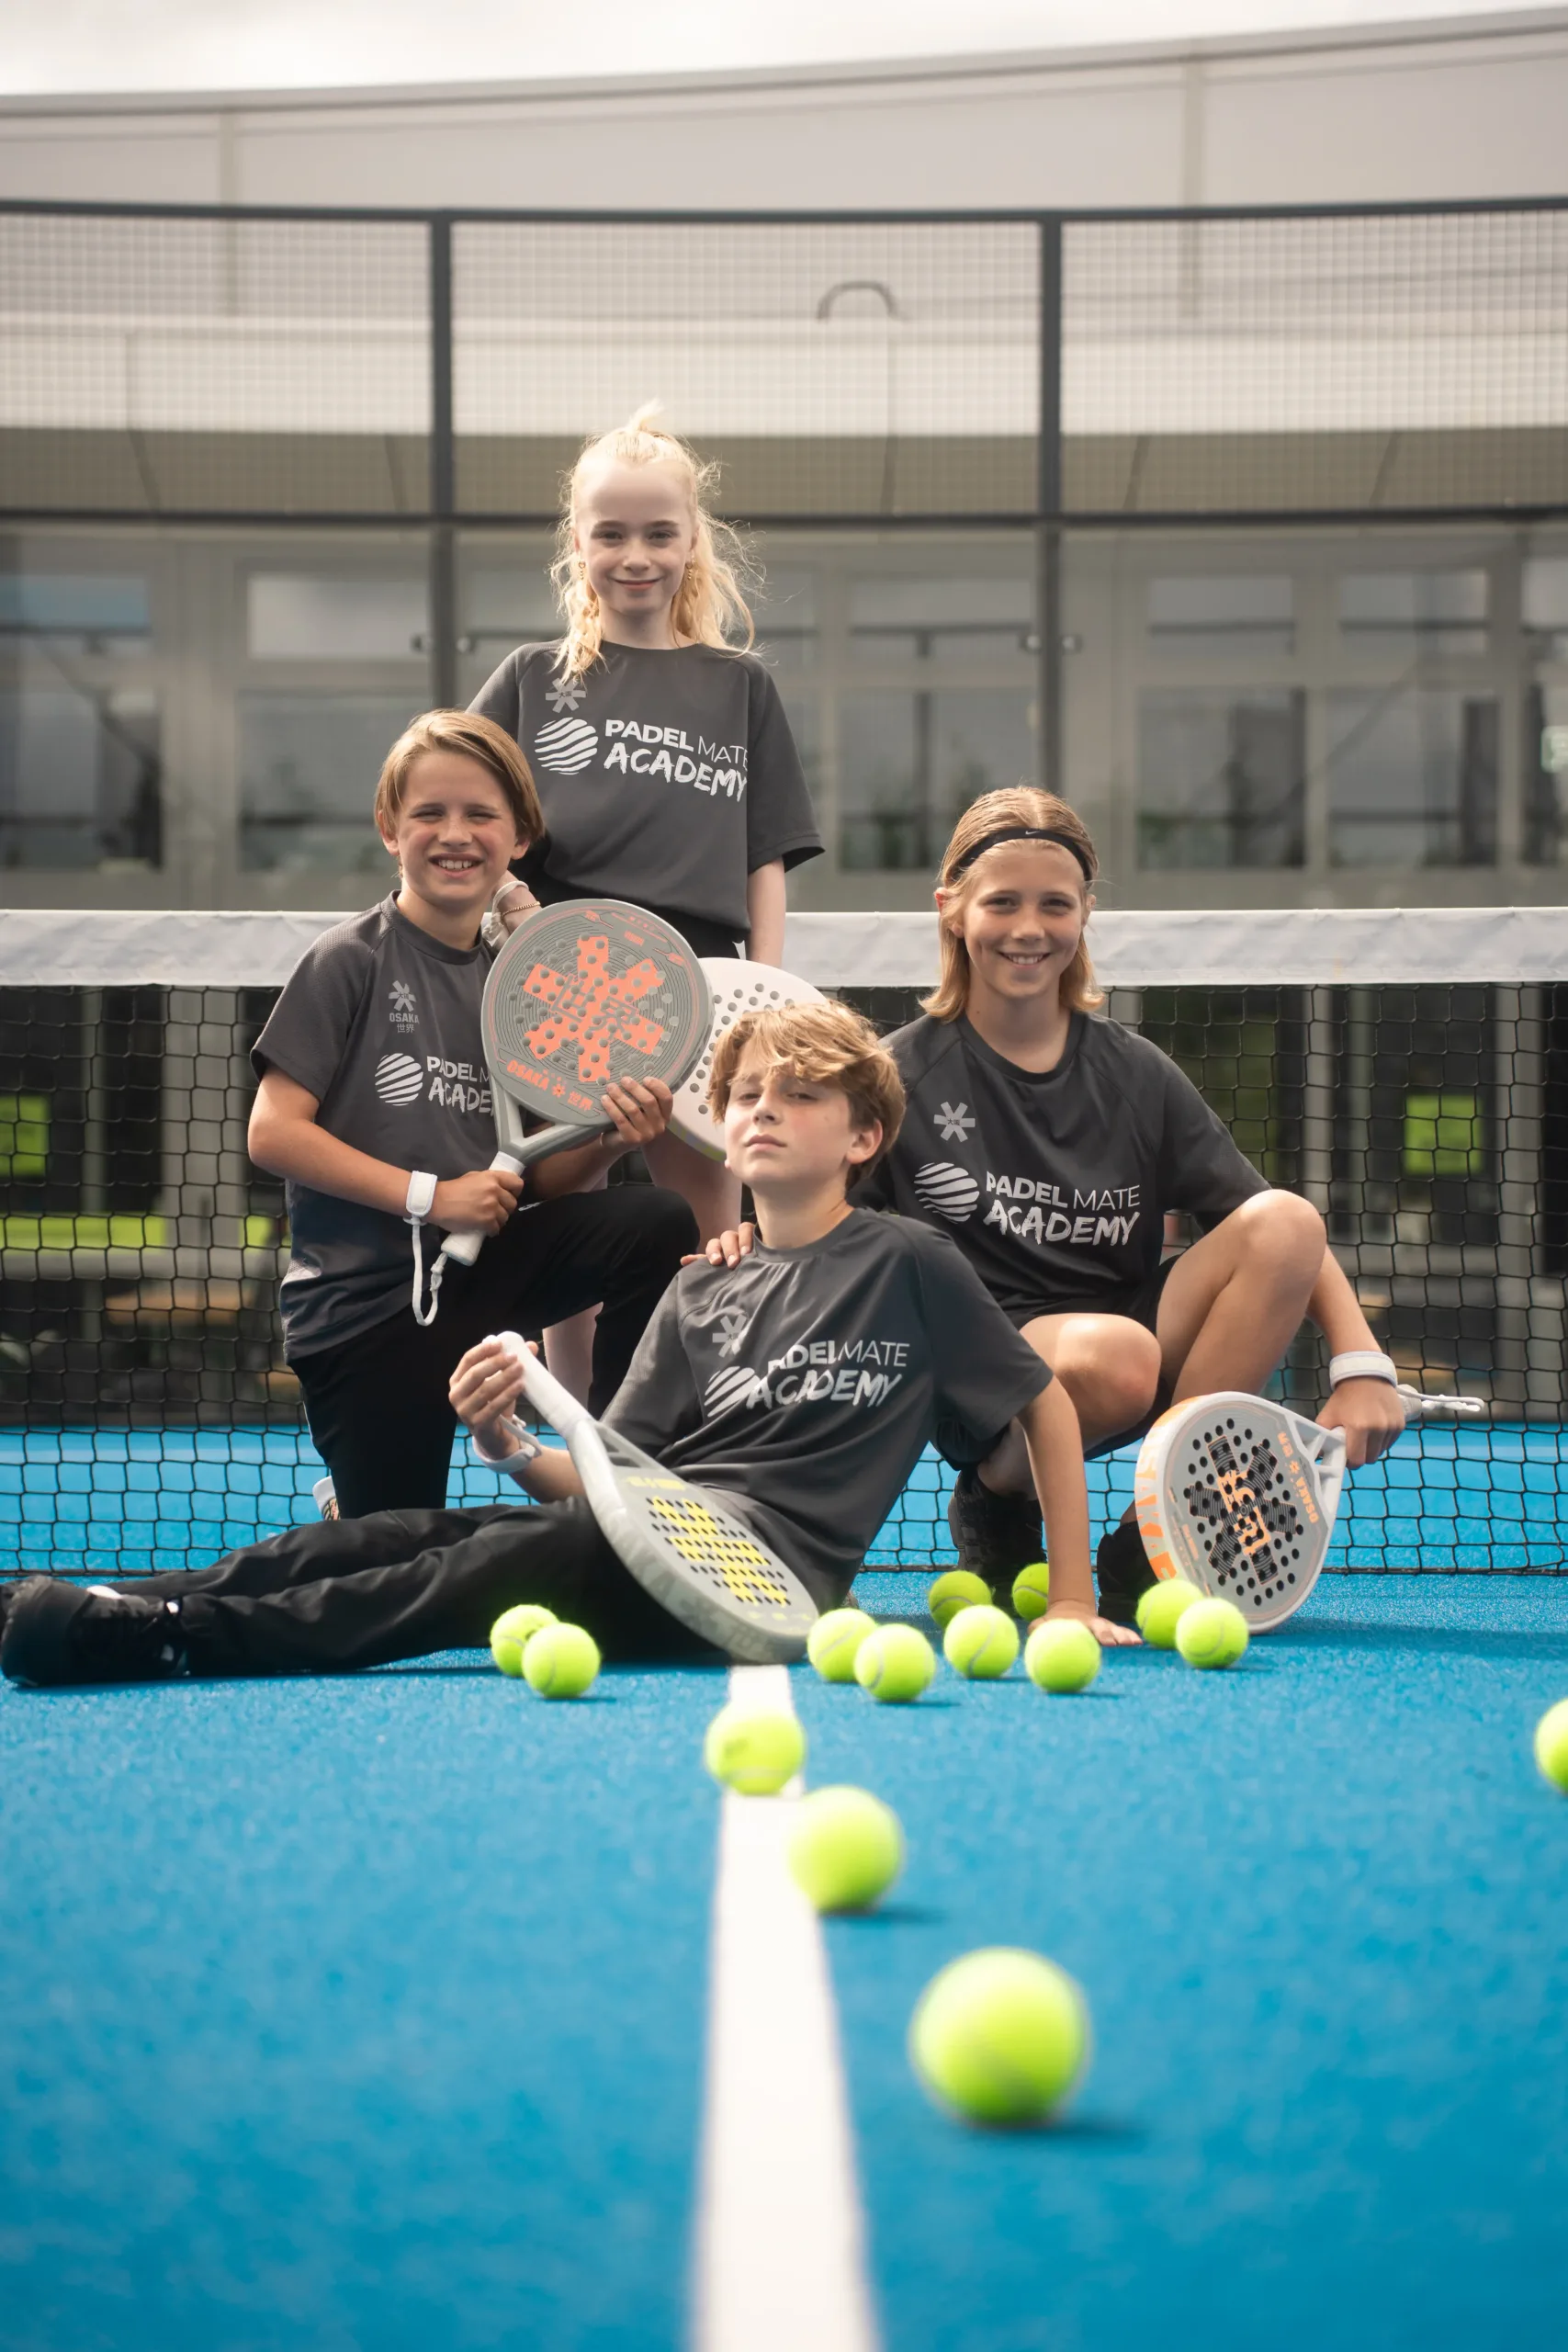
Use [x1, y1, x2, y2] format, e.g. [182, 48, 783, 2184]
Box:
[786, 1786, 904, 1912]
[521, 1621, 601, 1698]
[909, 1948, 1091, 2127]
[807, 1607, 877, 1683]
[854, 1624, 936, 1703]
[942, 1603, 1021, 1680]
[1011, 1560, 1051, 1621]
[1534, 1697, 1568, 1792]
[928, 1569, 993, 1627]
[1024, 1618, 1101, 1693]
[1175, 1596, 1250, 1669]
[1135, 1577, 1203, 1650]
[489, 1603, 558, 1678]
[704, 1703, 806, 1794]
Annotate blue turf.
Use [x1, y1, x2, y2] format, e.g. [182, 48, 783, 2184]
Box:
[6, 1424, 1566, 1574]
[810, 1573, 1568, 2351]
[0, 1653, 728, 2352]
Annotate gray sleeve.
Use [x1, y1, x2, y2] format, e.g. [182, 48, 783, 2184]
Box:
[914, 1232, 1053, 1456]
[744, 662, 822, 874]
[468, 650, 525, 740]
[1156, 1056, 1270, 1227]
[251, 933, 372, 1103]
[602, 1286, 701, 1455]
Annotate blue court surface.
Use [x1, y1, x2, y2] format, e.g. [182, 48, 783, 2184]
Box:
[2, 1571, 1565, 2350]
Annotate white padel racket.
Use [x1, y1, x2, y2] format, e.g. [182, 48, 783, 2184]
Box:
[436, 899, 712, 1273]
[666, 958, 828, 1161]
[494, 1331, 818, 1665]
[1134, 1385, 1484, 1633]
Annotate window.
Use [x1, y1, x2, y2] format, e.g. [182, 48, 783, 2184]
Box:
[1138, 690, 1305, 869]
[1338, 570, 1488, 655]
[246, 574, 428, 663]
[849, 577, 1033, 669]
[1145, 577, 1293, 659]
[839, 689, 1034, 872]
[238, 693, 423, 874]
[1326, 688, 1498, 867]
[0, 685, 161, 870]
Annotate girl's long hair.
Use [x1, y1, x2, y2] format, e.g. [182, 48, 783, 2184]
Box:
[924, 786, 1102, 1023]
[552, 404, 755, 679]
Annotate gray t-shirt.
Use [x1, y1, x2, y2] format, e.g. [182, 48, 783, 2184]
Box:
[855, 1011, 1269, 1318]
[604, 1206, 1052, 1607]
[468, 639, 821, 934]
[252, 898, 498, 1357]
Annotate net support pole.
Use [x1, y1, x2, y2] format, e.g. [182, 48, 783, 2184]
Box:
[1036, 214, 1064, 797]
[428, 213, 457, 711]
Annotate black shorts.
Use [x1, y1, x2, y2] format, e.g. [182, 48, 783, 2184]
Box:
[1003, 1253, 1179, 1340]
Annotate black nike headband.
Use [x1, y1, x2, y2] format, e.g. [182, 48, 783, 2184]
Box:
[946, 825, 1095, 883]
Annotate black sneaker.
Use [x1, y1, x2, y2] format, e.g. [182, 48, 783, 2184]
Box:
[1096, 1519, 1157, 1628]
[0, 1578, 186, 1689]
[946, 1467, 1044, 1582]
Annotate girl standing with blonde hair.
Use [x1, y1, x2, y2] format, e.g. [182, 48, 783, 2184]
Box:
[470, 407, 821, 1385]
[852, 786, 1408, 1618]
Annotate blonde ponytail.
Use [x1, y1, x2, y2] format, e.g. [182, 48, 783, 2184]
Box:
[552, 404, 755, 680]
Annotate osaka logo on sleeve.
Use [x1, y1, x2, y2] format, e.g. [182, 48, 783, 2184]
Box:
[533, 716, 599, 775]
[912, 1160, 980, 1223]
[374, 1052, 425, 1107]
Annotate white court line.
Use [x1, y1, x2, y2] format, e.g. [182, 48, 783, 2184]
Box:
[693, 1663, 881, 2352]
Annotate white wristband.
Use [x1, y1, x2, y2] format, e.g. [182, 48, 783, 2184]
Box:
[1329, 1350, 1398, 1389]
[404, 1170, 437, 1224]
[470, 1419, 542, 1482]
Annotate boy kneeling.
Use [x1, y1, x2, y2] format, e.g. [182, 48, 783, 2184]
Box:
[1, 1005, 1134, 1687]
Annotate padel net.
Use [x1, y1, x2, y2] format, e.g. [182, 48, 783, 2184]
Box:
[2, 904, 1564, 1580]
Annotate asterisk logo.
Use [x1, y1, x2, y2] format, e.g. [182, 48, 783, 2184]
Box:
[936, 1100, 976, 1143]
[389, 981, 417, 1014]
[523, 936, 667, 1082]
[547, 676, 586, 714]
[715, 1308, 752, 1360]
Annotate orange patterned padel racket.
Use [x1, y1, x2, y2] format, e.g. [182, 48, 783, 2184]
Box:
[440, 899, 712, 1270]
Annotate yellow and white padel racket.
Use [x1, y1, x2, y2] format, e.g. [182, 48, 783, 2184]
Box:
[494, 1332, 818, 1665]
[1134, 1385, 1483, 1633]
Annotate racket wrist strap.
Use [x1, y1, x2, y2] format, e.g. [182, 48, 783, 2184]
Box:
[1329, 1349, 1397, 1389]
[471, 1416, 543, 1480]
[403, 1170, 443, 1327]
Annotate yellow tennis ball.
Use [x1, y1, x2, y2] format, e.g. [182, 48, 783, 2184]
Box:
[1024, 1618, 1101, 1693]
[807, 1607, 877, 1683]
[703, 1703, 806, 1794]
[928, 1569, 993, 1628]
[1011, 1560, 1051, 1621]
[521, 1621, 601, 1698]
[942, 1603, 1021, 1680]
[1175, 1596, 1249, 1669]
[1534, 1698, 1568, 1792]
[854, 1624, 936, 1703]
[1135, 1578, 1202, 1649]
[909, 1948, 1091, 2126]
[489, 1603, 558, 1678]
[786, 1786, 904, 1912]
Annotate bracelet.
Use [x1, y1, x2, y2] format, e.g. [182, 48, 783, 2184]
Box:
[1329, 1350, 1398, 1389]
[470, 1419, 542, 1482]
[404, 1170, 437, 1225]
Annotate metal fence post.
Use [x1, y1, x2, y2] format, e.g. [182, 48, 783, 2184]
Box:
[429, 213, 457, 709]
[1037, 215, 1064, 797]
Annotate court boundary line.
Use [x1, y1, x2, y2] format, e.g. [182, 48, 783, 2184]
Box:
[692, 1663, 880, 2352]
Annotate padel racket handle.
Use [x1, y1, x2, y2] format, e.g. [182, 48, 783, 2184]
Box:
[439, 1150, 526, 1267]
[1398, 1385, 1485, 1420]
[504, 1329, 595, 1442]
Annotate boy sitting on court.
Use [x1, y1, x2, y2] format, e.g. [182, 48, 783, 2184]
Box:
[244, 707, 694, 1521]
[1, 1002, 1134, 1687]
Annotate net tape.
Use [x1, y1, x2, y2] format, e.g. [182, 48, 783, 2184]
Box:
[2, 910, 1564, 1577]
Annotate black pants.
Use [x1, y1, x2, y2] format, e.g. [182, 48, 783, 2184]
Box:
[291, 1184, 696, 1518]
[126, 1500, 720, 1678]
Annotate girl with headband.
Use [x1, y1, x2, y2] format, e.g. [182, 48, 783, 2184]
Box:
[855, 785, 1407, 1618]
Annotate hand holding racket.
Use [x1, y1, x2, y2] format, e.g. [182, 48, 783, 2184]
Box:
[490, 1329, 819, 1664]
[1134, 1384, 1484, 1633]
